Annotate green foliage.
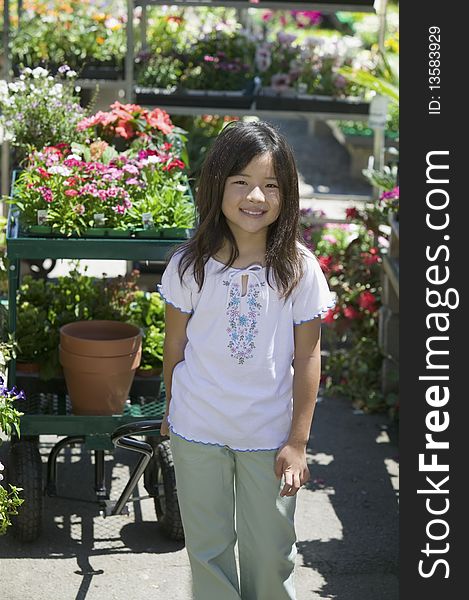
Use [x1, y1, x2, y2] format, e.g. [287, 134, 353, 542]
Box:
[0, 380, 25, 536]
[126, 291, 165, 369]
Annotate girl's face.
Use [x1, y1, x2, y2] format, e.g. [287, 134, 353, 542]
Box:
[221, 153, 281, 241]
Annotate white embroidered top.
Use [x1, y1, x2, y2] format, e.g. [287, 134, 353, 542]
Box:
[157, 244, 335, 451]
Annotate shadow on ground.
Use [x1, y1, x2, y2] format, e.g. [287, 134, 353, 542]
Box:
[298, 395, 399, 599]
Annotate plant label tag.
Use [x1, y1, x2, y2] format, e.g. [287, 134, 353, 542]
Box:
[37, 210, 48, 225]
[369, 95, 389, 129]
[142, 212, 154, 230]
[94, 213, 105, 227]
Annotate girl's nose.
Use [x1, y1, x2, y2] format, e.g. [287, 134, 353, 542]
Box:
[246, 186, 266, 202]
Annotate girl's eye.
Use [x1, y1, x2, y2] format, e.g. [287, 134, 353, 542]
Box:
[233, 180, 247, 185]
[266, 183, 279, 189]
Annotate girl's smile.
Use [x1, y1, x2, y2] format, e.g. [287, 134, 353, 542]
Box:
[222, 153, 281, 237]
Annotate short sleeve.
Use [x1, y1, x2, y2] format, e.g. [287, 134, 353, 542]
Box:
[292, 251, 335, 325]
[157, 251, 193, 314]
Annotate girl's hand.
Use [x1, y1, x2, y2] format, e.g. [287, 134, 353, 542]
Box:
[160, 414, 170, 437]
[274, 443, 310, 497]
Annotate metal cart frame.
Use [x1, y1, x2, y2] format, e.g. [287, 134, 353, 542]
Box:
[5, 206, 184, 542]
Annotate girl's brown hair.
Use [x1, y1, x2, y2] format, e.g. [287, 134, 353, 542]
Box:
[170, 120, 306, 299]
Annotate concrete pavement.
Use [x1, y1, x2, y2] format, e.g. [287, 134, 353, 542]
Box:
[0, 394, 398, 600]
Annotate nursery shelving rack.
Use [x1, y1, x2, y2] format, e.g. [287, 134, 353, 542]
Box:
[1, 0, 389, 200]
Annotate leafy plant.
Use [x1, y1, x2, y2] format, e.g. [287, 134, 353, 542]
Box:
[126, 291, 165, 369]
[0, 379, 25, 536]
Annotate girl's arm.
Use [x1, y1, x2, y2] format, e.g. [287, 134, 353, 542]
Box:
[161, 303, 191, 436]
[275, 317, 322, 496]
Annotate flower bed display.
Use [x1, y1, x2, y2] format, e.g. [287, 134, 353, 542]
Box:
[10, 0, 126, 79]
[9, 102, 196, 238]
[301, 175, 399, 415]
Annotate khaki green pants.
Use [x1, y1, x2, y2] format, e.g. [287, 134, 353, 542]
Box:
[170, 432, 297, 600]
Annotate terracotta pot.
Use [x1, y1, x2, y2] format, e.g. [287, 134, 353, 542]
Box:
[59, 320, 142, 416]
[16, 361, 40, 374]
[60, 320, 141, 357]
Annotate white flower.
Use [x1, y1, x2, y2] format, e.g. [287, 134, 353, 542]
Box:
[146, 155, 161, 164]
[104, 17, 120, 29]
[0, 79, 9, 102]
[65, 154, 81, 161]
[49, 83, 64, 98]
[67, 70, 77, 78]
[22, 67, 32, 75]
[0, 460, 4, 481]
[8, 82, 19, 93]
[48, 165, 72, 176]
[32, 67, 49, 79]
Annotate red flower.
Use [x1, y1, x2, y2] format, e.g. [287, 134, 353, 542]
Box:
[163, 158, 185, 171]
[323, 305, 340, 324]
[343, 306, 360, 320]
[318, 255, 333, 273]
[37, 167, 50, 178]
[358, 291, 378, 312]
[361, 248, 380, 266]
[345, 207, 359, 220]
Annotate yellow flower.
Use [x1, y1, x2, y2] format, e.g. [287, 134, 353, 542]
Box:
[93, 13, 107, 23]
[96, 36, 105, 45]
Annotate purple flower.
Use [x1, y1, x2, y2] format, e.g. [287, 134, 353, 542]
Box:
[58, 65, 70, 74]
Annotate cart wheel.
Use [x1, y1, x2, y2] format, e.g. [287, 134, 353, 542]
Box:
[8, 441, 43, 542]
[145, 439, 184, 541]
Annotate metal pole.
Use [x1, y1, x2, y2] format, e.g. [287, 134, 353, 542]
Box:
[1, 0, 12, 210]
[372, 0, 389, 183]
[125, 0, 135, 101]
[141, 3, 147, 52]
[377, 0, 388, 54]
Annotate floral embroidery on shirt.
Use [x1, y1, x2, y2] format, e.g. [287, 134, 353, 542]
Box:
[226, 281, 262, 364]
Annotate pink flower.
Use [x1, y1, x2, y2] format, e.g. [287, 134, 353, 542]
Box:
[65, 189, 78, 197]
[262, 10, 274, 21]
[323, 234, 337, 245]
[39, 186, 53, 203]
[73, 204, 85, 215]
[380, 186, 399, 201]
[271, 73, 292, 92]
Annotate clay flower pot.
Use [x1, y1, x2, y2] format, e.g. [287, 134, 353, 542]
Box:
[59, 320, 142, 416]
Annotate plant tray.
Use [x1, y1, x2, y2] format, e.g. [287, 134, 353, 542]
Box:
[256, 92, 370, 114]
[136, 86, 254, 109]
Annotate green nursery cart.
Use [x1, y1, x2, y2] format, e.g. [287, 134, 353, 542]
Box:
[5, 206, 184, 542]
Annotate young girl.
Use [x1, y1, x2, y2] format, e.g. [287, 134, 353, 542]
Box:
[157, 120, 334, 600]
